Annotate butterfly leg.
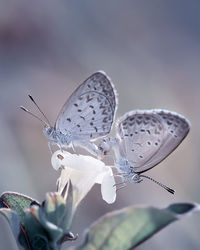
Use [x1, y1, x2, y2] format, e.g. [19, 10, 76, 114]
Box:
[113, 181, 127, 192]
[75, 140, 101, 157]
[98, 137, 119, 157]
[71, 142, 76, 153]
[48, 141, 54, 154]
[48, 141, 58, 154]
[132, 174, 143, 184]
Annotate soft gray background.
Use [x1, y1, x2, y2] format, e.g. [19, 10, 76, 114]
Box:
[0, 0, 200, 249]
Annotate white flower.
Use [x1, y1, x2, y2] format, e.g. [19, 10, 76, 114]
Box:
[51, 150, 116, 207]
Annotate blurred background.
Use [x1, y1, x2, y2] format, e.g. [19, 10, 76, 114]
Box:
[0, 0, 200, 249]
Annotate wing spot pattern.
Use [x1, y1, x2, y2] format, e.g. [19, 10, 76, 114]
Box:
[103, 117, 108, 123]
[86, 95, 93, 103]
[102, 109, 108, 115]
[55, 72, 117, 140]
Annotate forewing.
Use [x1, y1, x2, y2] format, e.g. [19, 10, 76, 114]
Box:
[116, 109, 190, 173]
[55, 71, 118, 140]
[139, 109, 191, 172]
[116, 110, 167, 171]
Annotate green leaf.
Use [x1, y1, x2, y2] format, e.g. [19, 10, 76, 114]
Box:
[21, 206, 51, 250]
[21, 196, 69, 249]
[36, 205, 63, 242]
[0, 208, 24, 250]
[44, 182, 74, 233]
[0, 192, 36, 223]
[166, 202, 199, 215]
[0, 208, 20, 241]
[77, 202, 200, 250]
[44, 192, 66, 228]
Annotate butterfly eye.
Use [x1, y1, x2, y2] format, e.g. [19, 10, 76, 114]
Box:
[48, 127, 54, 136]
[43, 127, 53, 138]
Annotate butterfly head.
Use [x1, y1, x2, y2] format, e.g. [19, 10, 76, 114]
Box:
[43, 125, 55, 139]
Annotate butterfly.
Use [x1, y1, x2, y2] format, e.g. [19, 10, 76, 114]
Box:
[98, 109, 190, 193]
[21, 71, 118, 155]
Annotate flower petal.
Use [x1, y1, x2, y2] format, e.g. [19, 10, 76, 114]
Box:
[61, 151, 106, 172]
[101, 173, 116, 204]
[52, 150, 116, 205]
[51, 151, 65, 170]
[58, 168, 99, 207]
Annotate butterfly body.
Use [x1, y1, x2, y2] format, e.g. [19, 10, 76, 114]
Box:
[43, 126, 72, 148]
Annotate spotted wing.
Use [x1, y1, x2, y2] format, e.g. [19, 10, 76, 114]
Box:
[116, 109, 190, 173]
[55, 71, 118, 141]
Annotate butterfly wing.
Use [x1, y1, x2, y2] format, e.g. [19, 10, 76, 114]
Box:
[116, 109, 190, 173]
[143, 109, 190, 172]
[55, 71, 118, 141]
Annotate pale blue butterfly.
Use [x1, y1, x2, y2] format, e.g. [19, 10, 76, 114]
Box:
[21, 71, 118, 155]
[98, 109, 190, 193]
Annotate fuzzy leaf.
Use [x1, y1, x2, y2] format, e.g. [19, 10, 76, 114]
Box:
[77, 202, 200, 250]
[0, 209, 20, 242]
[44, 183, 74, 233]
[33, 205, 63, 242]
[21, 206, 50, 250]
[44, 192, 66, 228]
[0, 192, 36, 223]
[0, 208, 29, 250]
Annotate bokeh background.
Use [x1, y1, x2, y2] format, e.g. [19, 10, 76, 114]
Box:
[0, 0, 200, 249]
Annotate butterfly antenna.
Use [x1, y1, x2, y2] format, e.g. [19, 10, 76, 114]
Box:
[20, 106, 49, 126]
[140, 174, 175, 194]
[113, 181, 127, 192]
[28, 95, 51, 126]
